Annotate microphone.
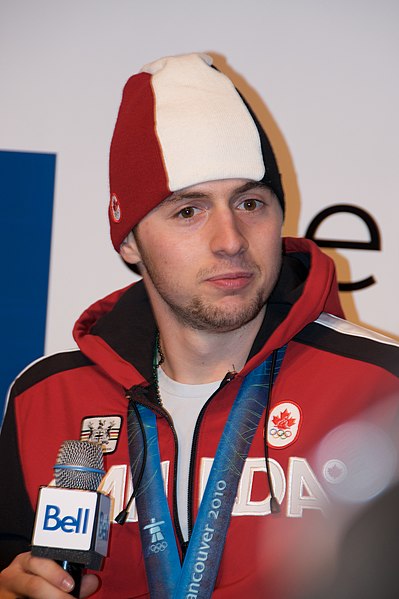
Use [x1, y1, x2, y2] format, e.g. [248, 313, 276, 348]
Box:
[31, 440, 111, 597]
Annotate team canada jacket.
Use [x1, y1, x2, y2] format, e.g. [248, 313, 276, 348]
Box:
[0, 237, 398, 599]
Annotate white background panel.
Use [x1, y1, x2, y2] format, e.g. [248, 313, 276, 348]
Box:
[1, 0, 398, 355]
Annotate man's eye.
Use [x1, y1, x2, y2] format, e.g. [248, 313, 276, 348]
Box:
[178, 206, 197, 219]
[239, 199, 262, 211]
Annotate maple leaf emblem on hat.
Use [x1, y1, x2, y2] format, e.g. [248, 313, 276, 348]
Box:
[272, 408, 296, 430]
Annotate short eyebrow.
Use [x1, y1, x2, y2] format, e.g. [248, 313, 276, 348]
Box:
[232, 181, 271, 196]
[161, 181, 272, 206]
[161, 191, 208, 206]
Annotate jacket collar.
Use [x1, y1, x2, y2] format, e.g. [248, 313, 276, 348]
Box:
[73, 238, 343, 388]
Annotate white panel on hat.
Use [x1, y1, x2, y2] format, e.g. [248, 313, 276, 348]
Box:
[141, 52, 213, 74]
[147, 53, 265, 192]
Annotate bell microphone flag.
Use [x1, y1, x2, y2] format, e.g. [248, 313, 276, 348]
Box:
[31, 440, 110, 596]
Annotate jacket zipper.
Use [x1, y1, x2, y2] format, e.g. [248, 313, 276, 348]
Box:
[126, 388, 186, 557]
[186, 371, 236, 540]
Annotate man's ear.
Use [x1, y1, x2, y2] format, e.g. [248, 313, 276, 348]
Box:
[120, 231, 142, 265]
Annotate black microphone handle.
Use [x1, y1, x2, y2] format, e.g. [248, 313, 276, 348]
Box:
[58, 560, 83, 598]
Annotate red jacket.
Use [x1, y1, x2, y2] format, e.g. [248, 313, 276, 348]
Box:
[0, 238, 398, 598]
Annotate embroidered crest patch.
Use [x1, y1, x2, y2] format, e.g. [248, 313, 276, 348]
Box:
[267, 401, 302, 449]
[80, 415, 122, 454]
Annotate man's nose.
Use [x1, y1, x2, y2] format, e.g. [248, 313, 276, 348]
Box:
[208, 209, 249, 256]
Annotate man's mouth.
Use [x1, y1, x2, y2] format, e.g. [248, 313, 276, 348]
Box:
[205, 272, 253, 290]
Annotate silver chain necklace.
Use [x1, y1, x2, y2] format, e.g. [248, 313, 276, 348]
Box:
[152, 333, 164, 406]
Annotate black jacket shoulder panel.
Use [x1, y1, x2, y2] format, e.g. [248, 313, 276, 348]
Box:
[294, 316, 399, 377]
[11, 350, 93, 397]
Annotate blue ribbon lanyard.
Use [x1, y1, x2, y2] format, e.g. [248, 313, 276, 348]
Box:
[129, 346, 286, 599]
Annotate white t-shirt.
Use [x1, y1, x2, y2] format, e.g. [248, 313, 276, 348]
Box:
[157, 367, 221, 541]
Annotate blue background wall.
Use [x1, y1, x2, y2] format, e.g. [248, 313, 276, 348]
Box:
[0, 151, 55, 417]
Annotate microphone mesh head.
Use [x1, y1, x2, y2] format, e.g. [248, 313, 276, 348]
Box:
[54, 440, 104, 490]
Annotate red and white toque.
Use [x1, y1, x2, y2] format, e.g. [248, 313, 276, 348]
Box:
[109, 53, 284, 251]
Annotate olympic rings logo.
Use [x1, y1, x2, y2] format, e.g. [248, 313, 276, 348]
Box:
[149, 541, 168, 553]
[269, 428, 292, 440]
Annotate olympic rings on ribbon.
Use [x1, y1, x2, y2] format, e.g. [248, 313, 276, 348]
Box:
[149, 541, 168, 553]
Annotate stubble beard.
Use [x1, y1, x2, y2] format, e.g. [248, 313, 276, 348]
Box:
[173, 288, 269, 332]
[140, 254, 281, 333]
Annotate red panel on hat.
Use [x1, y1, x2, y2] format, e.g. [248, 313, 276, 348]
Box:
[109, 72, 170, 250]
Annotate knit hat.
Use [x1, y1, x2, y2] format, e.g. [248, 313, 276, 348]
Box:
[109, 53, 284, 251]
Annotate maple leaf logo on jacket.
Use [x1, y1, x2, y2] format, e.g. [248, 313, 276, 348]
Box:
[268, 402, 302, 449]
[272, 409, 296, 430]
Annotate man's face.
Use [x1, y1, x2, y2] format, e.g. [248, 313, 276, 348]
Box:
[122, 178, 283, 333]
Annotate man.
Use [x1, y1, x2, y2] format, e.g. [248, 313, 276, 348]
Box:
[0, 53, 398, 599]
